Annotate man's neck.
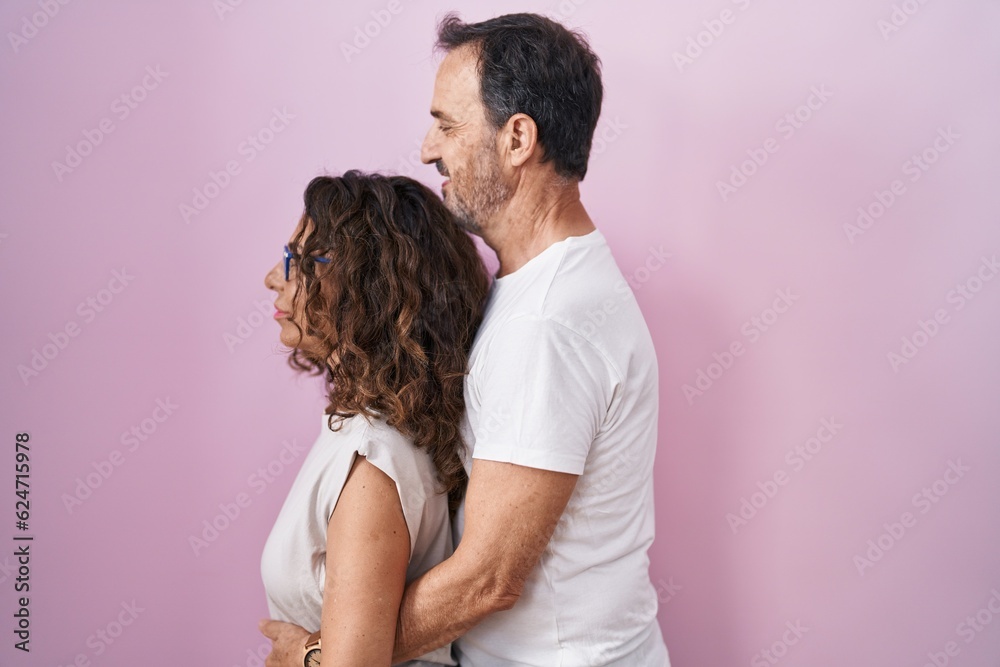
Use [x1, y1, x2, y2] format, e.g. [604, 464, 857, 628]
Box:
[483, 177, 596, 278]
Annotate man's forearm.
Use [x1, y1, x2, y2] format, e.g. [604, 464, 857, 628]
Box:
[391, 548, 511, 663]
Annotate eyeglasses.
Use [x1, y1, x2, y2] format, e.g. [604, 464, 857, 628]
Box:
[283, 244, 330, 281]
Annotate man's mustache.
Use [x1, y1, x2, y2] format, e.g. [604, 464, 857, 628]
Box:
[435, 160, 449, 177]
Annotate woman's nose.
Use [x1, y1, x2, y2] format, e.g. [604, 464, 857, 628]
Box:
[264, 261, 284, 290]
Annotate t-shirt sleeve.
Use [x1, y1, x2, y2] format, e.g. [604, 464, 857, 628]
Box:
[471, 315, 614, 475]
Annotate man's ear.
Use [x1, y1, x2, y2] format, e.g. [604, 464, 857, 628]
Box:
[499, 113, 538, 168]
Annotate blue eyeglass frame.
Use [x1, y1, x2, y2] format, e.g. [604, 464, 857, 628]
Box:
[283, 244, 330, 281]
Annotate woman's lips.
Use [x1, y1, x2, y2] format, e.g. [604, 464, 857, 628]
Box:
[274, 309, 289, 319]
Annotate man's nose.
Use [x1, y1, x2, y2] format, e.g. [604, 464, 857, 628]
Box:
[420, 126, 439, 165]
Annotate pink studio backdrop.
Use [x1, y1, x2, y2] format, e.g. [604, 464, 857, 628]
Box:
[2, 1, 999, 665]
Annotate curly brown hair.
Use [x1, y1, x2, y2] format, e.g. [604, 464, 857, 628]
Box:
[284, 170, 490, 514]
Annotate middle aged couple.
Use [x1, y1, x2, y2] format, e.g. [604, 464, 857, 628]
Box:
[258, 11, 669, 667]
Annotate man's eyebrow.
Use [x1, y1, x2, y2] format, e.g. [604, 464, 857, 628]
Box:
[430, 109, 457, 123]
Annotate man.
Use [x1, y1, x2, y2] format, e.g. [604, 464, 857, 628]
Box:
[261, 12, 670, 666]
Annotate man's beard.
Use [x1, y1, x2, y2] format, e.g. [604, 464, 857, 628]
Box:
[444, 142, 513, 235]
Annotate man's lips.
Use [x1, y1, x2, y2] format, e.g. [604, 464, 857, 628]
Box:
[437, 161, 450, 188]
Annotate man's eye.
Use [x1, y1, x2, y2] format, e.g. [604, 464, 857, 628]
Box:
[439, 124, 453, 133]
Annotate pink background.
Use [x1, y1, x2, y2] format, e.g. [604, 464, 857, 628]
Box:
[2, 1, 999, 665]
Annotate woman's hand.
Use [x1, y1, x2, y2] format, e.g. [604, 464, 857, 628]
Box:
[259, 618, 311, 667]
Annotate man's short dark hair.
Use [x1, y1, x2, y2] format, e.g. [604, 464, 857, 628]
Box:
[436, 12, 603, 181]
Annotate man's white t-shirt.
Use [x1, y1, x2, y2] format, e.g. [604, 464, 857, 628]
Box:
[453, 228, 670, 667]
[260, 412, 456, 667]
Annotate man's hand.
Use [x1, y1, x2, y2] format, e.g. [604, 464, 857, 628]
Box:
[259, 618, 310, 667]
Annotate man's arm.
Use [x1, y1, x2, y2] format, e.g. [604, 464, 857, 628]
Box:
[260, 459, 576, 667]
[391, 458, 578, 663]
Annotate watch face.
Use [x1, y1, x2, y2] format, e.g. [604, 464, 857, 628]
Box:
[305, 648, 321, 667]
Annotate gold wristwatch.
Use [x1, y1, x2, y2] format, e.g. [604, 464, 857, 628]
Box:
[303, 630, 321, 666]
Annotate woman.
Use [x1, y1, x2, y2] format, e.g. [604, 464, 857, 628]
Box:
[260, 170, 490, 666]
